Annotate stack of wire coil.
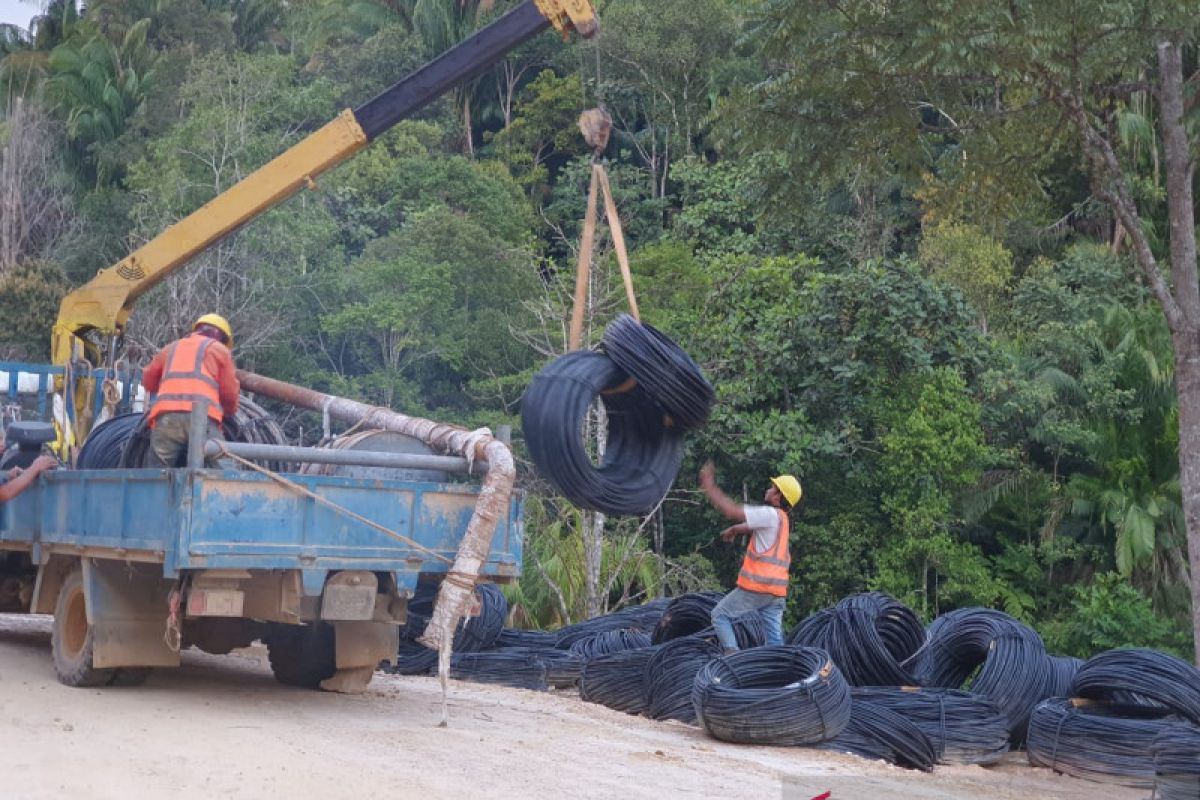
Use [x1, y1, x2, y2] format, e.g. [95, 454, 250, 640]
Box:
[580, 646, 662, 715]
[449, 648, 585, 691]
[1026, 698, 1179, 788]
[1152, 723, 1200, 799]
[497, 629, 557, 649]
[691, 646, 851, 746]
[848, 687, 1009, 765]
[1046, 654, 1084, 698]
[787, 592, 923, 686]
[521, 350, 684, 515]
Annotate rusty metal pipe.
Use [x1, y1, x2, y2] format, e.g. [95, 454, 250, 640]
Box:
[236, 369, 515, 657]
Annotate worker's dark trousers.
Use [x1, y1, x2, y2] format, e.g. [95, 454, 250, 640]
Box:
[143, 412, 225, 468]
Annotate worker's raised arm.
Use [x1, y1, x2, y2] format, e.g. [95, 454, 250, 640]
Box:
[699, 461, 747, 523]
[0, 456, 57, 503]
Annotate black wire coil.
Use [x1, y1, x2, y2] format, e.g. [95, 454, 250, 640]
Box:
[651, 591, 725, 643]
[385, 582, 508, 675]
[497, 628, 558, 649]
[521, 350, 685, 515]
[901, 607, 1051, 741]
[569, 628, 654, 660]
[554, 601, 664, 650]
[820, 697, 938, 771]
[691, 646, 851, 746]
[643, 636, 721, 724]
[1152, 722, 1200, 800]
[1070, 648, 1200, 725]
[849, 687, 1010, 765]
[601, 314, 715, 431]
[1027, 698, 1181, 788]
[787, 592, 923, 686]
[580, 646, 662, 715]
[449, 647, 585, 691]
[75, 413, 142, 468]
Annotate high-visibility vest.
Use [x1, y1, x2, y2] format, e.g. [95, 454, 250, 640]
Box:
[148, 335, 224, 426]
[737, 509, 790, 597]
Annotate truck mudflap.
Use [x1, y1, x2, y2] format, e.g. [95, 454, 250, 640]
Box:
[84, 559, 180, 669]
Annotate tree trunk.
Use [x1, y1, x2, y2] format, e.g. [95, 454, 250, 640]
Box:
[1158, 41, 1200, 664]
[463, 95, 474, 159]
[583, 397, 607, 619]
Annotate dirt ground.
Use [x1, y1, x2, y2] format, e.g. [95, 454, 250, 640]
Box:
[0, 615, 1146, 800]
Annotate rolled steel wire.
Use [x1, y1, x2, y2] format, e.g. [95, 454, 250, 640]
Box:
[899, 607, 1051, 741]
[786, 593, 923, 686]
[569, 628, 653, 660]
[903, 607, 1034, 688]
[450, 649, 548, 690]
[644, 636, 721, 724]
[820, 698, 938, 771]
[521, 350, 684, 515]
[1070, 648, 1200, 725]
[691, 646, 851, 746]
[849, 687, 1010, 765]
[580, 645, 661, 715]
[1047, 655, 1083, 698]
[651, 591, 725, 644]
[1152, 722, 1200, 800]
[497, 628, 558, 649]
[1027, 698, 1180, 788]
[600, 314, 715, 431]
[385, 582, 507, 674]
[75, 413, 142, 468]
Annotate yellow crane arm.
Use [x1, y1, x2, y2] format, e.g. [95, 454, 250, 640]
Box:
[52, 0, 597, 367]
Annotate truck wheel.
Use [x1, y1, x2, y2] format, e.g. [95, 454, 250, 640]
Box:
[51, 568, 116, 687]
[265, 622, 336, 689]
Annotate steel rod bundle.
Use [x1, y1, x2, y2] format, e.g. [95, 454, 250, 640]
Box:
[569, 628, 653, 659]
[580, 646, 661, 715]
[1027, 698, 1180, 788]
[643, 636, 721, 724]
[651, 591, 725, 644]
[1152, 722, 1200, 800]
[521, 350, 684, 515]
[691, 646, 851, 746]
[820, 697, 938, 771]
[849, 687, 1010, 765]
[787, 593, 923, 686]
[1070, 648, 1200, 725]
[600, 314, 715, 431]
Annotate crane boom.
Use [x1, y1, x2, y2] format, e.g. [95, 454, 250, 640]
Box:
[52, 0, 596, 366]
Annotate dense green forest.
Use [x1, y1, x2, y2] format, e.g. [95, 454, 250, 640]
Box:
[2, 0, 1198, 660]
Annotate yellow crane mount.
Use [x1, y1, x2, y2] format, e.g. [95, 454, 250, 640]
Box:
[50, 0, 598, 451]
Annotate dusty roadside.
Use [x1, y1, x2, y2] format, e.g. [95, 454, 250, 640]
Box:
[0, 615, 1143, 800]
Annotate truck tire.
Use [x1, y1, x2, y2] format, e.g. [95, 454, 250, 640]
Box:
[265, 622, 336, 689]
[51, 568, 116, 687]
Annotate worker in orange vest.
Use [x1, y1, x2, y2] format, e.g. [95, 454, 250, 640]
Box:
[699, 460, 802, 654]
[140, 314, 240, 467]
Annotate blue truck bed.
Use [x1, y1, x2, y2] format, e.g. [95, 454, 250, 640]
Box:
[0, 467, 522, 594]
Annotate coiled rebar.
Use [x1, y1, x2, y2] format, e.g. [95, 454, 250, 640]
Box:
[691, 646, 851, 746]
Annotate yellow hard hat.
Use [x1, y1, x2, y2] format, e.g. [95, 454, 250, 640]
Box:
[770, 474, 802, 507]
[193, 313, 233, 347]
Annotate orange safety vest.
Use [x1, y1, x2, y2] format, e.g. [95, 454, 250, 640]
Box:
[737, 508, 790, 597]
[148, 336, 224, 426]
